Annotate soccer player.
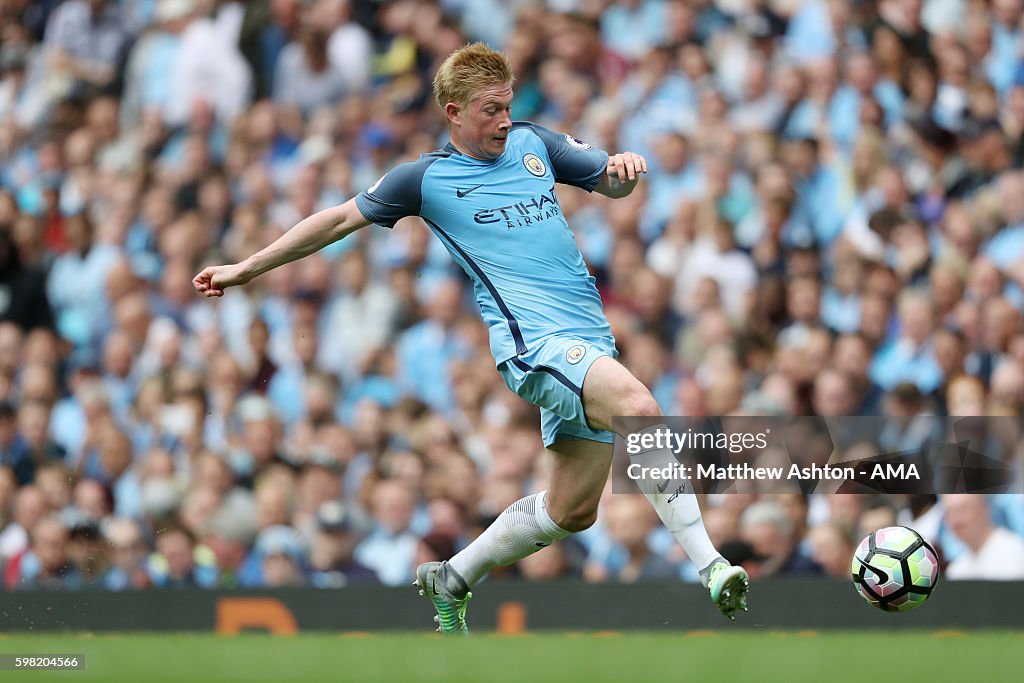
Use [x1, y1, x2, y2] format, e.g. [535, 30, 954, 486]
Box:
[193, 43, 749, 633]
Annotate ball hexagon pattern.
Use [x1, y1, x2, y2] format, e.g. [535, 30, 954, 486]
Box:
[851, 526, 940, 613]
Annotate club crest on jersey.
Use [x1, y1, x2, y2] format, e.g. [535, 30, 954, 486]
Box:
[523, 153, 547, 177]
[564, 134, 592, 150]
[566, 345, 586, 365]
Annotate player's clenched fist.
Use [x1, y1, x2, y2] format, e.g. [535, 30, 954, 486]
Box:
[605, 152, 647, 182]
[192, 264, 250, 298]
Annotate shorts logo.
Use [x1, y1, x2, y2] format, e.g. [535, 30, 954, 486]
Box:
[564, 134, 592, 150]
[523, 153, 547, 177]
[566, 345, 586, 365]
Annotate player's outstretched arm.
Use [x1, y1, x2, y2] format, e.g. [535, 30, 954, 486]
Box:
[192, 198, 372, 298]
[594, 151, 647, 199]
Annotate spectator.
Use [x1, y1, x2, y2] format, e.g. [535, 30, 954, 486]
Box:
[101, 517, 151, 590]
[857, 503, 899, 542]
[119, 0, 197, 129]
[237, 0, 300, 99]
[810, 523, 854, 581]
[318, 249, 398, 384]
[202, 501, 261, 588]
[943, 494, 1024, 580]
[0, 400, 33, 484]
[869, 290, 943, 393]
[355, 480, 420, 586]
[587, 495, 677, 583]
[46, 211, 121, 353]
[166, 0, 253, 126]
[7, 515, 82, 589]
[34, 463, 71, 516]
[0, 484, 46, 561]
[718, 538, 770, 580]
[415, 530, 456, 567]
[308, 500, 377, 588]
[71, 478, 113, 524]
[395, 277, 472, 412]
[0, 466, 15, 525]
[740, 500, 823, 577]
[676, 214, 757, 320]
[812, 368, 857, 417]
[67, 520, 108, 585]
[252, 524, 306, 587]
[0, 225, 52, 330]
[267, 321, 321, 425]
[274, 27, 349, 116]
[518, 540, 575, 581]
[324, 0, 372, 93]
[41, 0, 131, 100]
[146, 525, 218, 587]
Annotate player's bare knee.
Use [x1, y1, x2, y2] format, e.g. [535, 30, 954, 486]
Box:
[621, 389, 661, 419]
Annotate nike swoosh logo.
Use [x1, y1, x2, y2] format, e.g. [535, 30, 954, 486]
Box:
[431, 579, 439, 596]
[656, 480, 671, 494]
[856, 556, 889, 584]
[535, 542, 549, 548]
[456, 184, 483, 198]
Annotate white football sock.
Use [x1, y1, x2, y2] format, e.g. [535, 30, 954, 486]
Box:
[631, 423, 721, 572]
[448, 490, 570, 587]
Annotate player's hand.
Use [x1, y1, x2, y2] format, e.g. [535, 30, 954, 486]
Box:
[606, 152, 647, 183]
[192, 264, 250, 298]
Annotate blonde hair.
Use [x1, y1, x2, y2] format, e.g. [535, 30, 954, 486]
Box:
[433, 42, 514, 110]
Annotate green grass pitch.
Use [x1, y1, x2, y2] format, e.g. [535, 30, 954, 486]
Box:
[0, 631, 1021, 683]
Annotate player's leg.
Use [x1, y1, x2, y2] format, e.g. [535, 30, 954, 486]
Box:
[581, 355, 749, 618]
[442, 438, 609, 582]
[445, 439, 605, 585]
[581, 356, 721, 572]
[542, 438, 612, 535]
[416, 438, 608, 634]
[415, 340, 614, 634]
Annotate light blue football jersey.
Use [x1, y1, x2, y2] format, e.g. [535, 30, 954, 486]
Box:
[355, 122, 613, 365]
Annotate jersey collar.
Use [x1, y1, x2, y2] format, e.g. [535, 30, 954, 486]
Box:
[442, 141, 503, 163]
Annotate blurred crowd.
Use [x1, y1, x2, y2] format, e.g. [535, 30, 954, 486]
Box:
[0, 0, 1023, 591]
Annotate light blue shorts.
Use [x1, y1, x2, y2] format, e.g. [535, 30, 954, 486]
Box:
[497, 336, 618, 448]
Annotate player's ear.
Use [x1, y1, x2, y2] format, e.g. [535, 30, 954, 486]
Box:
[445, 101, 462, 126]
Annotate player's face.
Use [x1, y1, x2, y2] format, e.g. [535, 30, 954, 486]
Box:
[455, 83, 513, 160]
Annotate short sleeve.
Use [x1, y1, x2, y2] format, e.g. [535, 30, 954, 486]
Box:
[517, 122, 609, 192]
[44, 4, 76, 50]
[354, 157, 435, 228]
